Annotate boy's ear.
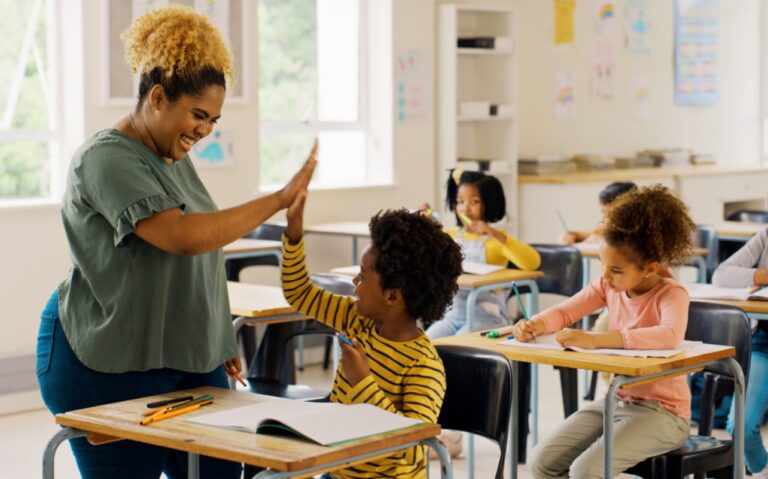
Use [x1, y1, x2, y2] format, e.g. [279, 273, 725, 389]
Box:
[384, 288, 402, 306]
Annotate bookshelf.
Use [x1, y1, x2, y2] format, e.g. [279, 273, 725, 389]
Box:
[438, 4, 518, 231]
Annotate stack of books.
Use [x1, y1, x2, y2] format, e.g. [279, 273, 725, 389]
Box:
[572, 154, 615, 171]
[614, 155, 657, 169]
[690, 153, 716, 165]
[639, 148, 691, 168]
[518, 156, 577, 176]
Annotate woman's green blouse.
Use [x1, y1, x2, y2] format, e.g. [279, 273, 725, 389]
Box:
[58, 129, 237, 373]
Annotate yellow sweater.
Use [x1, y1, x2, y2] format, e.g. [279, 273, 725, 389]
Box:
[282, 236, 446, 479]
[445, 226, 541, 270]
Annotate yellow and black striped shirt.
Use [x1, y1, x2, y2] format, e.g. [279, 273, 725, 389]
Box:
[282, 236, 446, 479]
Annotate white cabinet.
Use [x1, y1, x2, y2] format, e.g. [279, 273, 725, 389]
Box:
[438, 4, 518, 230]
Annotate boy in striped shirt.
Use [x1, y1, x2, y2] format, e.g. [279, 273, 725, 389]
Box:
[282, 192, 463, 479]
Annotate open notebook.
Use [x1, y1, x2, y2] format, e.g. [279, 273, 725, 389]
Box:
[186, 398, 421, 446]
[498, 333, 702, 358]
[684, 282, 768, 301]
[462, 260, 504, 275]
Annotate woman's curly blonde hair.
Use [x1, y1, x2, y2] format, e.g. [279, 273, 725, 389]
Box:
[603, 185, 696, 267]
[121, 5, 233, 106]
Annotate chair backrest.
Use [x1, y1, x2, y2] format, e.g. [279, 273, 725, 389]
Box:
[245, 222, 287, 241]
[436, 345, 512, 479]
[694, 224, 719, 282]
[527, 244, 583, 297]
[308, 273, 356, 296]
[685, 301, 751, 384]
[726, 209, 768, 224]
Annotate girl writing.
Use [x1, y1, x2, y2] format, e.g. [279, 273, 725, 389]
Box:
[513, 185, 696, 478]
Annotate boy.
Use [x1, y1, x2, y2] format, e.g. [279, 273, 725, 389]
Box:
[281, 192, 463, 479]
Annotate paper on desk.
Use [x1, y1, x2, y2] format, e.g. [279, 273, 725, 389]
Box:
[462, 260, 504, 275]
[499, 333, 702, 358]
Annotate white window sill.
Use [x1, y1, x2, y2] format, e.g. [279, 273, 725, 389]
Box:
[256, 181, 398, 195]
[0, 198, 61, 211]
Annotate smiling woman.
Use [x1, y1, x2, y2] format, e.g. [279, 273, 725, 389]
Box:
[34, 5, 316, 479]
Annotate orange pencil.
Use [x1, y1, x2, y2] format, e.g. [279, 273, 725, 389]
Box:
[230, 368, 248, 388]
[140, 399, 213, 425]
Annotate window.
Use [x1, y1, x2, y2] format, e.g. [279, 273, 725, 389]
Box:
[258, 0, 392, 190]
[0, 0, 59, 201]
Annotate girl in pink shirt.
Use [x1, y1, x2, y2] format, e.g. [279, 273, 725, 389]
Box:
[513, 185, 696, 479]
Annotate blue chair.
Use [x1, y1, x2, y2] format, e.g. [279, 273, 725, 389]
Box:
[436, 344, 513, 479]
[626, 301, 751, 479]
[693, 224, 719, 283]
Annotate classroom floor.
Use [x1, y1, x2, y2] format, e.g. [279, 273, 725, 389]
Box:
[0, 361, 736, 479]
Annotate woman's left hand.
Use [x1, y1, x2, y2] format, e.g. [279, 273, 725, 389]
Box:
[556, 329, 597, 349]
[340, 337, 371, 386]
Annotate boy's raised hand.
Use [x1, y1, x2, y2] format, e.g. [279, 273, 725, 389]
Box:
[285, 190, 307, 244]
[339, 337, 371, 386]
[276, 140, 317, 209]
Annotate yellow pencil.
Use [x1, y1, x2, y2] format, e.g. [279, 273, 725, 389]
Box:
[458, 212, 473, 226]
[140, 399, 213, 425]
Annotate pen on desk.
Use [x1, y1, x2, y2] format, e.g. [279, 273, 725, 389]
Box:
[512, 283, 537, 343]
[146, 395, 194, 409]
[140, 399, 213, 425]
[484, 325, 515, 339]
[143, 394, 215, 417]
[337, 332, 355, 348]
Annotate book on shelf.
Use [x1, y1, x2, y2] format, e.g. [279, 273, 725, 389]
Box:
[518, 157, 577, 176]
[498, 333, 703, 358]
[186, 398, 422, 446]
[684, 282, 768, 302]
[614, 155, 657, 169]
[457, 36, 512, 50]
[690, 153, 716, 165]
[572, 154, 615, 171]
[639, 148, 691, 168]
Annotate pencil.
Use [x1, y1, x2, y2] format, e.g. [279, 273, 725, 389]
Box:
[458, 212, 473, 226]
[230, 368, 248, 388]
[143, 394, 215, 417]
[512, 283, 537, 343]
[556, 209, 569, 234]
[140, 399, 213, 425]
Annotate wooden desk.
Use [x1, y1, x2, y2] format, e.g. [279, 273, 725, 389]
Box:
[223, 238, 282, 264]
[228, 281, 312, 389]
[693, 298, 768, 321]
[43, 386, 453, 479]
[434, 333, 744, 479]
[305, 222, 370, 265]
[714, 221, 766, 241]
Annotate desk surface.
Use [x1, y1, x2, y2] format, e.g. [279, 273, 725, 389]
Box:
[55, 386, 439, 473]
[692, 298, 768, 315]
[714, 221, 766, 238]
[223, 239, 282, 254]
[227, 281, 308, 320]
[305, 222, 371, 237]
[575, 243, 708, 259]
[433, 332, 734, 377]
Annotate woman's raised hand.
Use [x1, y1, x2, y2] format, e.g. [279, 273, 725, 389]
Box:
[277, 140, 317, 209]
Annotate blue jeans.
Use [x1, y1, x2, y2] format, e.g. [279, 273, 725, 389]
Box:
[36, 290, 242, 479]
[728, 327, 768, 474]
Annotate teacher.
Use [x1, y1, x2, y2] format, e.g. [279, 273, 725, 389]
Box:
[35, 6, 315, 478]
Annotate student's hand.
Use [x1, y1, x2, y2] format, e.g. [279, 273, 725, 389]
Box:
[511, 318, 544, 342]
[223, 357, 243, 376]
[556, 329, 597, 349]
[285, 190, 307, 243]
[339, 337, 371, 386]
[276, 140, 317, 209]
[559, 232, 577, 245]
[466, 219, 494, 237]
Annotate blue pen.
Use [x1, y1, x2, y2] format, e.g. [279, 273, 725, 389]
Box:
[336, 332, 355, 348]
[512, 283, 537, 343]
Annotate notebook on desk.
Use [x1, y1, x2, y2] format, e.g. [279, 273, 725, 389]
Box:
[186, 398, 421, 446]
[498, 333, 702, 358]
[684, 282, 768, 301]
[462, 260, 504, 275]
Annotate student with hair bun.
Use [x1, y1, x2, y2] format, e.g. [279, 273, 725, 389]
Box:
[36, 6, 315, 477]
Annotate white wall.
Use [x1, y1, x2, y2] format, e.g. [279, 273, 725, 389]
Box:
[0, 0, 763, 364]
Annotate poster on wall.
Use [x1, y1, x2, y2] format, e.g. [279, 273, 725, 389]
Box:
[394, 49, 431, 124]
[593, 1, 616, 36]
[625, 0, 650, 54]
[189, 129, 235, 168]
[591, 42, 616, 99]
[554, 72, 575, 120]
[554, 0, 576, 46]
[674, 0, 718, 106]
[630, 74, 650, 119]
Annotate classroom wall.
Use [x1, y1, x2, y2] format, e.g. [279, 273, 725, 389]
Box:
[0, 0, 762, 406]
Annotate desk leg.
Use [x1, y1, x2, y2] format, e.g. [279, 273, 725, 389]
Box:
[692, 255, 707, 283]
[188, 452, 200, 479]
[726, 357, 745, 478]
[508, 360, 519, 479]
[43, 427, 87, 479]
[526, 287, 539, 447]
[424, 437, 454, 479]
[580, 257, 591, 396]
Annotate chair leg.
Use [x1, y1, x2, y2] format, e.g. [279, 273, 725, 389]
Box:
[583, 370, 598, 401]
[558, 367, 579, 417]
[322, 336, 333, 370]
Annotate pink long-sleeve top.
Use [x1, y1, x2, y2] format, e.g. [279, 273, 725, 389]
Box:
[535, 277, 691, 419]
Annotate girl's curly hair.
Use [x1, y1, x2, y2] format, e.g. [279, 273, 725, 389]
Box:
[603, 185, 695, 267]
[369, 209, 463, 325]
[121, 5, 233, 107]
